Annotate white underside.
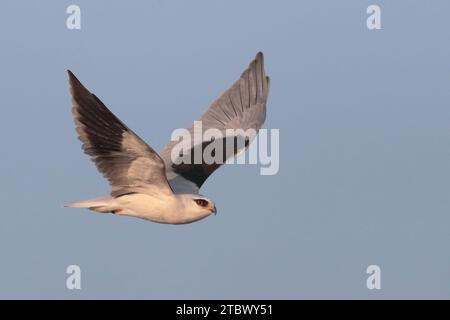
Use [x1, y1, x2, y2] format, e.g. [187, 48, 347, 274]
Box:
[65, 193, 213, 225]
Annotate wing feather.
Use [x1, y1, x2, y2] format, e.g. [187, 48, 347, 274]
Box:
[68, 71, 173, 197]
[160, 52, 270, 194]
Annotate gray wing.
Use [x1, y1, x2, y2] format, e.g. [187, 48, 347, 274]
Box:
[68, 71, 174, 197]
[160, 52, 270, 194]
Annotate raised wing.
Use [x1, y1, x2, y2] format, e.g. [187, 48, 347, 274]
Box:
[68, 71, 173, 197]
[160, 52, 270, 194]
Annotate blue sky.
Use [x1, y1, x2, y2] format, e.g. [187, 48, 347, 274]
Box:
[1, 0, 450, 298]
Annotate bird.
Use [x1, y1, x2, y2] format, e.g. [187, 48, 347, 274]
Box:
[65, 52, 270, 224]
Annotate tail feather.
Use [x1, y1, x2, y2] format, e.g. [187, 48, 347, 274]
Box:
[65, 197, 117, 213]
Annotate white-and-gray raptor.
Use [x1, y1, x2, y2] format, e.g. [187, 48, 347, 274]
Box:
[65, 52, 270, 224]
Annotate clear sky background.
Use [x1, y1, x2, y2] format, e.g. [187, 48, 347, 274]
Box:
[1, 0, 450, 299]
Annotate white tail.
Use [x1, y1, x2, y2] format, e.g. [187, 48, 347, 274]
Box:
[64, 197, 117, 213]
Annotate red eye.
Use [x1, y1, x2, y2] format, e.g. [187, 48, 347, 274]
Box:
[194, 199, 209, 207]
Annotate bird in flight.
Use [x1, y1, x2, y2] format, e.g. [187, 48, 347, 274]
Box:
[65, 52, 270, 224]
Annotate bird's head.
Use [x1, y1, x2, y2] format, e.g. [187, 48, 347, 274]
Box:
[192, 195, 217, 216]
[178, 194, 217, 222]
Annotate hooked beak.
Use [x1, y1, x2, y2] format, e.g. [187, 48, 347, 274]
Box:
[211, 205, 217, 215]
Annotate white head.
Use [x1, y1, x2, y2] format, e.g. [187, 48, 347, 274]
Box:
[177, 194, 217, 224]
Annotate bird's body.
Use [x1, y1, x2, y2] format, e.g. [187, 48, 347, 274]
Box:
[67, 193, 215, 224]
[65, 52, 270, 224]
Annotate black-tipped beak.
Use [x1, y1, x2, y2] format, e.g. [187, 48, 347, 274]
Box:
[211, 205, 217, 215]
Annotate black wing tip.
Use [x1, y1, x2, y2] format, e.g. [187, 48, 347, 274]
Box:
[67, 69, 79, 87]
[67, 69, 80, 84]
[255, 52, 265, 64]
[67, 69, 90, 96]
[67, 69, 75, 79]
[250, 52, 265, 70]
